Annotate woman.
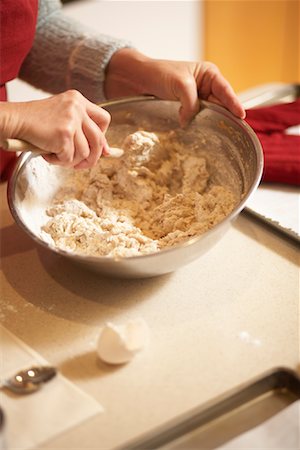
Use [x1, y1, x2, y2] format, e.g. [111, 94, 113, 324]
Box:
[0, 0, 245, 179]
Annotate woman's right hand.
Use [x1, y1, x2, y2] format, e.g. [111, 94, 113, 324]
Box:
[0, 90, 111, 169]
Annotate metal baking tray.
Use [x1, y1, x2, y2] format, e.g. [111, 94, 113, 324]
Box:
[117, 367, 300, 449]
[238, 83, 300, 109]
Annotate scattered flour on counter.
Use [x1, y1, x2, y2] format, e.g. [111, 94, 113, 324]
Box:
[41, 130, 237, 258]
[238, 331, 262, 347]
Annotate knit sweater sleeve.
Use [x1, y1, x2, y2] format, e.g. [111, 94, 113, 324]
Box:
[19, 0, 132, 102]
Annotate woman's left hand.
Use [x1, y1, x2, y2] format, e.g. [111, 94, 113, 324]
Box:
[105, 49, 245, 127]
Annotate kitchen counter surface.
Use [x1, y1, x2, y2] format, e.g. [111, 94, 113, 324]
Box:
[0, 178, 298, 448]
[1, 1, 299, 447]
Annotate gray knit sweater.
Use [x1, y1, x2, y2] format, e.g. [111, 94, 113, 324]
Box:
[19, 0, 131, 102]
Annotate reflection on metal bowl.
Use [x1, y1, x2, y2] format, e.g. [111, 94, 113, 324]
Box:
[0, 406, 5, 450]
[7, 97, 263, 278]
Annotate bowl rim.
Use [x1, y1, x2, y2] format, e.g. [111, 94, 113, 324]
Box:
[7, 96, 263, 263]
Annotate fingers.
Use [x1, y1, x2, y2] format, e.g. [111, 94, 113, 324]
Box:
[179, 87, 200, 128]
[73, 100, 111, 168]
[176, 78, 200, 127]
[210, 74, 245, 119]
[43, 129, 75, 166]
[197, 62, 245, 119]
[101, 139, 111, 157]
[86, 101, 111, 134]
[43, 114, 108, 169]
[73, 128, 91, 167]
[206, 93, 245, 119]
[74, 117, 106, 169]
[43, 126, 90, 168]
[174, 61, 245, 127]
[43, 92, 111, 169]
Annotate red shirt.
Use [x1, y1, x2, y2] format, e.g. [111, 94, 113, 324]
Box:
[0, 0, 38, 180]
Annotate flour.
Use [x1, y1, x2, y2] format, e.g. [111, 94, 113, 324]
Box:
[39, 130, 237, 258]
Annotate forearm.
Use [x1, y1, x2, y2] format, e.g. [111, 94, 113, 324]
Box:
[19, 0, 132, 103]
[104, 48, 152, 98]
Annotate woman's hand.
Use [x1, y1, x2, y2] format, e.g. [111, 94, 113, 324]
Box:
[105, 49, 245, 127]
[0, 90, 111, 169]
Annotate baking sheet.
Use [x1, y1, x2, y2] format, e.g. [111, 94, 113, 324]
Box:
[117, 368, 300, 450]
[239, 83, 300, 244]
[244, 186, 299, 244]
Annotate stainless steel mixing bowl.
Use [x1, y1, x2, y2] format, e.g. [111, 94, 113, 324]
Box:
[7, 97, 263, 278]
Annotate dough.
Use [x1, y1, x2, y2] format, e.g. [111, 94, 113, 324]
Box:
[41, 130, 236, 258]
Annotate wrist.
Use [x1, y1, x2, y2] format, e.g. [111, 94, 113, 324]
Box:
[0, 102, 26, 140]
[104, 48, 152, 99]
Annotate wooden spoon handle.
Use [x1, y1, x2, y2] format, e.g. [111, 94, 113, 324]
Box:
[2, 138, 49, 154]
[2, 138, 124, 158]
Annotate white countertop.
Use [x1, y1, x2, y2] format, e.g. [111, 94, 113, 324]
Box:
[1, 179, 299, 448]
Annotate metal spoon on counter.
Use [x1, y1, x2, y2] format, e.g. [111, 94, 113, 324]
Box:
[0, 366, 57, 395]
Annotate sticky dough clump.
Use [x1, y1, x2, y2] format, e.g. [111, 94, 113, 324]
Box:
[41, 130, 236, 257]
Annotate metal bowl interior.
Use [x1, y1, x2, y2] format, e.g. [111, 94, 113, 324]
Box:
[7, 98, 263, 278]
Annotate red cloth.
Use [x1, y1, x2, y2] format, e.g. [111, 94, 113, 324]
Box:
[245, 99, 300, 185]
[0, 0, 38, 181]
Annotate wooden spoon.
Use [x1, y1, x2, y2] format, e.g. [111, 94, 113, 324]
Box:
[2, 138, 124, 158]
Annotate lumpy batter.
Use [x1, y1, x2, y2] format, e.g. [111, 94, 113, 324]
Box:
[41, 130, 236, 258]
